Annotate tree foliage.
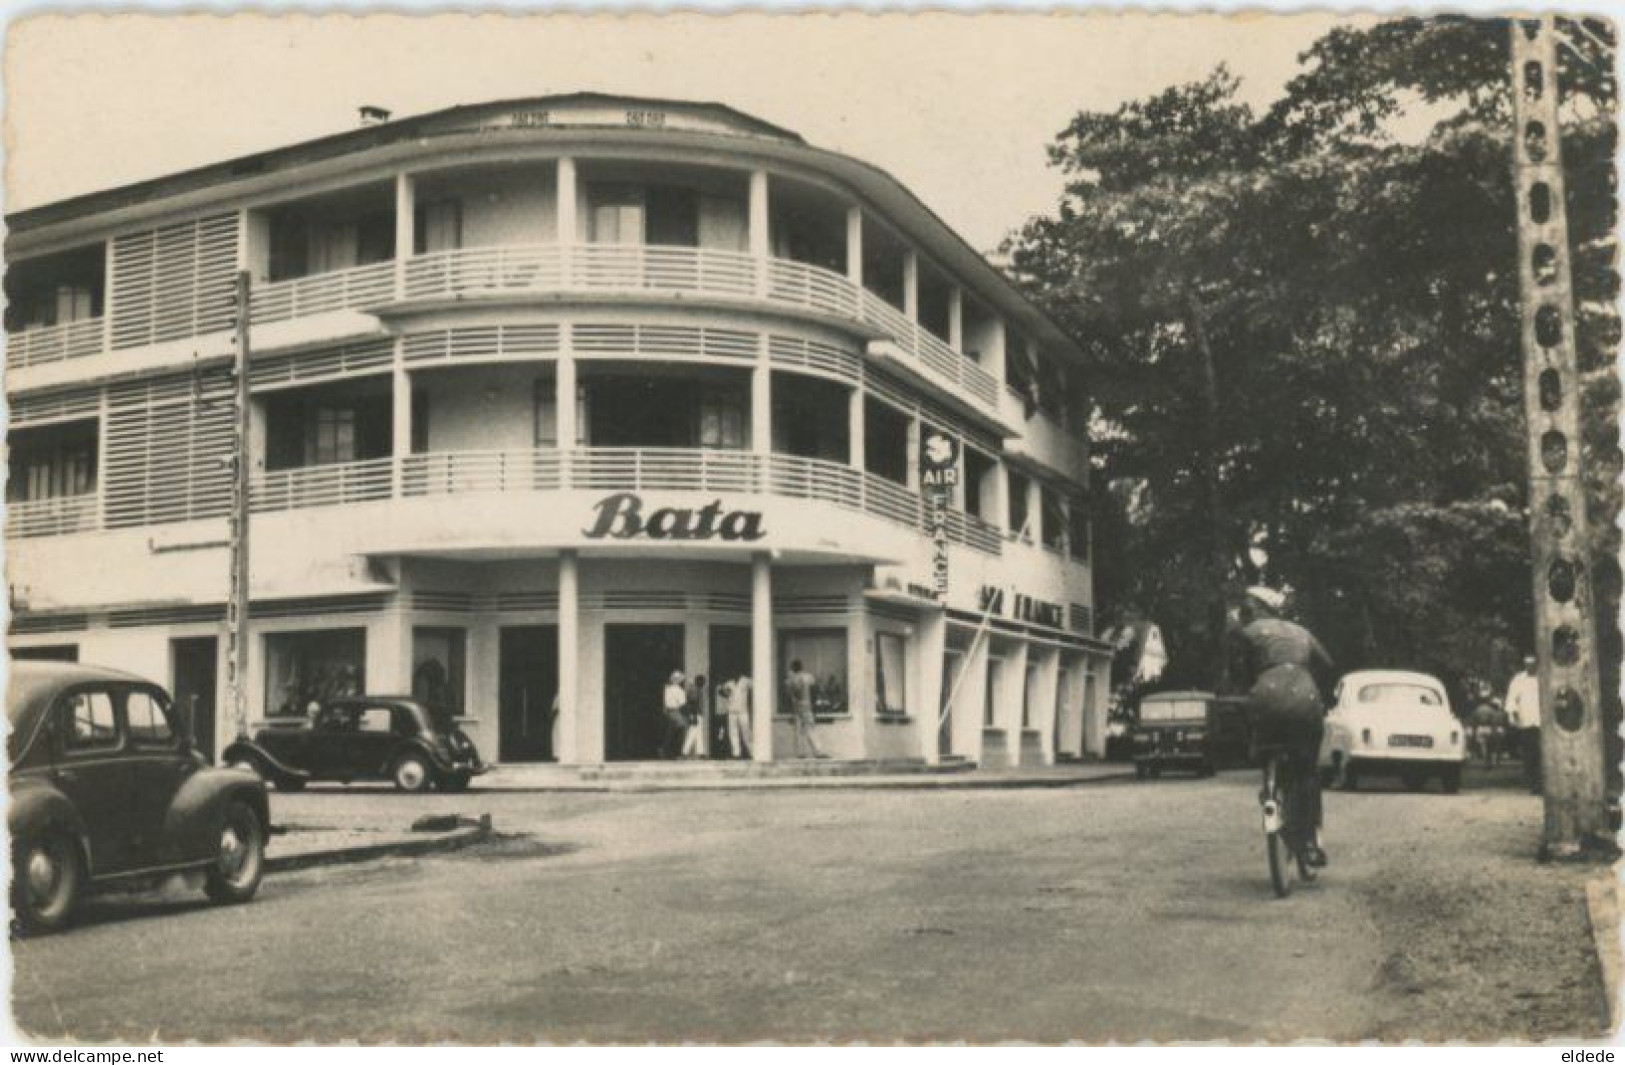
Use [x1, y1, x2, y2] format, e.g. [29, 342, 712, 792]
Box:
[1005, 16, 1619, 710]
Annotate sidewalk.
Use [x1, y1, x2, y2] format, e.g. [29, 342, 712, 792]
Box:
[478, 759, 1134, 791]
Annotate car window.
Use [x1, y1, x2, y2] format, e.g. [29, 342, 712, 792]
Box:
[62, 690, 119, 752]
[126, 689, 175, 746]
[357, 708, 393, 734]
[316, 707, 355, 733]
[1357, 683, 1442, 706]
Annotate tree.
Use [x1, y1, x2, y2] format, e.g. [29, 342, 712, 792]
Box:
[1005, 17, 1618, 724]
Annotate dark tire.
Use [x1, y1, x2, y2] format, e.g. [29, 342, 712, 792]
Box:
[439, 771, 472, 794]
[1442, 766, 1462, 795]
[1266, 824, 1293, 898]
[12, 832, 84, 935]
[204, 800, 265, 904]
[392, 753, 433, 793]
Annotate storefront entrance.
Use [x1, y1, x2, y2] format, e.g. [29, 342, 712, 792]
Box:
[499, 626, 559, 762]
[604, 624, 684, 761]
[708, 625, 751, 758]
[171, 637, 217, 762]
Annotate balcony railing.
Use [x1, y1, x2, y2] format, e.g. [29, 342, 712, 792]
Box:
[6, 494, 99, 538]
[6, 318, 104, 370]
[4, 448, 1021, 559]
[250, 457, 395, 514]
[400, 245, 998, 414]
[252, 262, 396, 325]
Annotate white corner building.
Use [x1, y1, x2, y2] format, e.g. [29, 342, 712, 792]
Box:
[5, 94, 1111, 768]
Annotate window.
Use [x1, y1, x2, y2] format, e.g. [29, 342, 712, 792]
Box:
[780, 630, 848, 717]
[309, 407, 357, 467]
[1008, 471, 1032, 538]
[964, 449, 994, 520]
[864, 398, 910, 486]
[7, 421, 98, 503]
[413, 628, 467, 719]
[126, 690, 175, 745]
[698, 387, 746, 450]
[1069, 500, 1091, 562]
[414, 200, 463, 255]
[62, 690, 117, 751]
[590, 185, 646, 245]
[1041, 485, 1066, 550]
[264, 629, 367, 717]
[357, 707, 394, 734]
[875, 632, 909, 715]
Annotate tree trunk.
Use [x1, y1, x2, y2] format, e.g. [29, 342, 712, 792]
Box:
[1186, 297, 1230, 692]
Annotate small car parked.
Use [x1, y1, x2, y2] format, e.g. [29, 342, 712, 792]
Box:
[224, 697, 486, 793]
[1131, 691, 1239, 778]
[8, 661, 270, 934]
[1318, 669, 1466, 793]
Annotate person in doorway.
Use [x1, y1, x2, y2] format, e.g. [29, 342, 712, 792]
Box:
[1505, 655, 1543, 794]
[724, 673, 753, 759]
[661, 671, 689, 759]
[682, 675, 708, 758]
[785, 659, 829, 759]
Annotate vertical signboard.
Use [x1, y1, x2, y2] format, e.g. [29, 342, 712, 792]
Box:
[919, 430, 960, 597]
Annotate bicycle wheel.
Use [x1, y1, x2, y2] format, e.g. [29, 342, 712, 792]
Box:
[1264, 757, 1294, 898]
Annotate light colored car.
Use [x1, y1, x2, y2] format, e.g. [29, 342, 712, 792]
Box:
[1319, 670, 1465, 793]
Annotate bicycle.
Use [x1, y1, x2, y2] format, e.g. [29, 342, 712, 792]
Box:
[1258, 743, 1318, 898]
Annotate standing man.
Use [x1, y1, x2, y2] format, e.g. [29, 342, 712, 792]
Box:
[723, 673, 753, 760]
[785, 659, 828, 759]
[661, 671, 689, 759]
[1505, 655, 1543, 794]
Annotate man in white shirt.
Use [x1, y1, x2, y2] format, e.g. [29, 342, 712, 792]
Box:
[723, 674, 753, 759]
[1504, 656, 1542, 794]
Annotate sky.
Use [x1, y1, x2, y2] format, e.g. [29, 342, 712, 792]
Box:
[4, 11, 1365, 252]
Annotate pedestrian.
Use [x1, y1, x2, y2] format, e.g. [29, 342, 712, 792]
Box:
[682, 674, 708, 758]
[785, 658, 828, 759]
[1505, 655, 1543, 794]
[724, 673, 753, 759]
[661, 671, 688, 759]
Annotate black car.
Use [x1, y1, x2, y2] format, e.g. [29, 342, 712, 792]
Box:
[9, 662, 270, 934]
[1130, 691, 1251, 778]
[223, 697, 486, 793]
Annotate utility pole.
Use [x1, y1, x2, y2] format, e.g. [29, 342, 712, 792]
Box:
[1507, 16, 1610, 853]
[226, 271, 253, 741]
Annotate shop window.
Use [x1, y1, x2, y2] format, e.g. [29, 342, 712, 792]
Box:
[264, 629, 366, 717]
[413, 627, 467, 720]
[780, 629, 848, 717]
[7, 421, 98, 503]
[875, 632, 909, 716]
[1008, 471, 1032, 538]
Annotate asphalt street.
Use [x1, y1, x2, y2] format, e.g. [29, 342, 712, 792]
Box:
[10, 770, 1609, 1043]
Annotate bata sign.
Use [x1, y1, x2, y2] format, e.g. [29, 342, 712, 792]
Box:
[583, 492, 766, 542]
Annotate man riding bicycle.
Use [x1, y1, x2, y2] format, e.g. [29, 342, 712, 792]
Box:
[1230, 587, 1335, 869]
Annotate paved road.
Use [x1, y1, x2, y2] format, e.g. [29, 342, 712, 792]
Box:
[10, 771, 1608, 1043]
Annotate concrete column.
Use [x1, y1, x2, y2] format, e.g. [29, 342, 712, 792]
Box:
[1082, 659, 1107, 758]
[917, 608, 947, 765]
[989, 319, 1009, 390]
[557, 551, 582, 764]
[848, 386, 866, 472]
[391, 352, 411, 496]
[751, 553, 775, 761]
[952, 632, 991, 764]
[749, 170, 771, 295]
[845, 206, 864, 286]
[1032, 645, 1061, 765]
[1003, 641, 1031, 757]
[557, 347, 577, 449]
[394, 172, 415, 296]
[752, 338, 772, 457]
[948, 287, 964, 353]
[992, 462, 1011, 535]
[557, 157, 578, 279]
[905, 414, 922, 491]
[368, 595, 414, 696]
[903, 249, 919, 321]
[1026, 475, 1043, 542]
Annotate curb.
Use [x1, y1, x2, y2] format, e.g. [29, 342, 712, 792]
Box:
[467, 769, 1139, 793]
[266, 815, 493, 874]
[1584, 876, 1620, 1033]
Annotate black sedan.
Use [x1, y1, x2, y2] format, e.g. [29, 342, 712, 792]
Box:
[8, 661, 270, 934]
[224, 697, 486, 793]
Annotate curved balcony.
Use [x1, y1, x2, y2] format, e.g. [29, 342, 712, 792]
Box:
[251, 261, 396, 325]
[245, 447, 1002, 555]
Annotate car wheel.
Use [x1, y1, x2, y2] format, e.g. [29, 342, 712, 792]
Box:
[1335, 755, 1358, 792]
[12, 832, 84, 935]
[205, 800, 265, 905]
[228, 756, 262, 778]
[439, 771, 472, 794]
[393, 754, 432, 793]
[1442, 767, 1462, 795]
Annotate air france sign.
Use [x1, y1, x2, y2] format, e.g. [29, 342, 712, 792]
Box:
[920, 431, 960, 597]
[584, 492, 766, 542]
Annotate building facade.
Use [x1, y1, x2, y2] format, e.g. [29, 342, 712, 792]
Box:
[5, 94, 1111, 767]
